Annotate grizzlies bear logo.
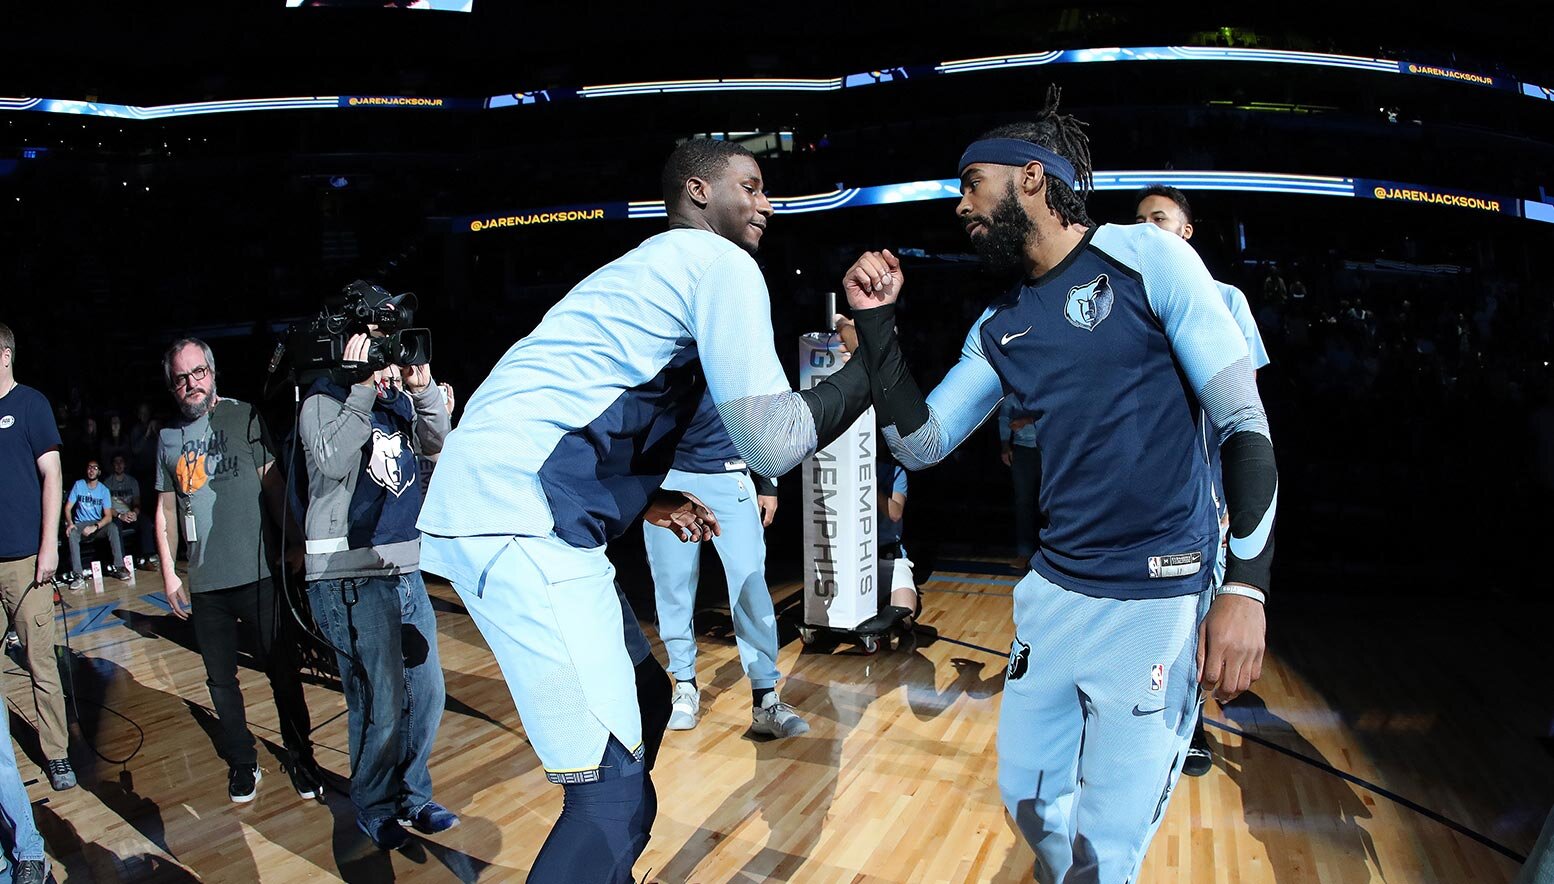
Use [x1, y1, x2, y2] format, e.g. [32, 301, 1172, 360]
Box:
[1008, 636, 1031, 681]
[366, 429, 416, 497]
[1063, 273, 1114, 332]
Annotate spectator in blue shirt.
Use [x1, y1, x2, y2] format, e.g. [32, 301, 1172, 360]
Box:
[63, 459, 129, 586]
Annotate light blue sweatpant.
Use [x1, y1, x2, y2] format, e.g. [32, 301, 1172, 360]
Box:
[421, 532, 648, 780]
[643, 469, 780, 690]
[998, 568, 1211, 883]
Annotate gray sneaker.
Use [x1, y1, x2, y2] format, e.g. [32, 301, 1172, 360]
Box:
[751, 691, 809, 738]
[12, 859, 47, 884]
[45, 757, 76, 790]
[667, 681, 699, 730]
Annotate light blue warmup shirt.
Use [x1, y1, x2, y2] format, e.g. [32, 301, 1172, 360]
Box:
[419, 228, 819, 549]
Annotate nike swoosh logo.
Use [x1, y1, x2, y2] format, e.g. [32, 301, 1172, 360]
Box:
[1001, 327, 1032, 346]
[1131, 704, 1165, 716]
[1228, 483, 1278, 561]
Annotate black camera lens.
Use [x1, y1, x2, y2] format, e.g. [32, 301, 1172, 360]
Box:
[369, 329, 431, 367]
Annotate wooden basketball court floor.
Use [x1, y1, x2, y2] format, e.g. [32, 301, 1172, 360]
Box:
[4, 562, 1549, 882]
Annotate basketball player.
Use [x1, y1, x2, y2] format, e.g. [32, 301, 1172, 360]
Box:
[841, 88, 1277, 882]
[1136, 184, 1271, 777]
[644, 390, 808, 737]
[416, 140, 872, 882]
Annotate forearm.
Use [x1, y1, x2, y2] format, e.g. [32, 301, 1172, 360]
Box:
[411, 384, 451, 455]
[155, 495, 178, 565]
[752, 472, 777, 497]
[796, 354, 872, 450]
[851, 304, 931, 436]
[259, 464, 299, 543]
[303, 390, 374, 479]
[1221, 430, 1277, 597]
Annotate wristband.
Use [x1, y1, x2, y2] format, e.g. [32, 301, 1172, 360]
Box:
[1215, 584, 1266, 605]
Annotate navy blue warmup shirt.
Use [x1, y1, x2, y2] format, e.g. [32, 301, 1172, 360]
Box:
[885, 223, 1272, 599]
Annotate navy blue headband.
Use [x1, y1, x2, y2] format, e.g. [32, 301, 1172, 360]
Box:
[957, 138, 1077, 190]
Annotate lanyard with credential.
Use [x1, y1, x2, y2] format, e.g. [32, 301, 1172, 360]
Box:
[177, 419, 203, 542]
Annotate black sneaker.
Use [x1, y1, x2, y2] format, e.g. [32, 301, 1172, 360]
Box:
[288, 758, 325, 801]
[45, 757, 76, 790]
[1183, 725, 1213, 777]
[12, 859, 47, 884]
[228, 764, 261, 803]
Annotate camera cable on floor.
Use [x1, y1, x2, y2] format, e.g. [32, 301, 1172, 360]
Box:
[5, 577, 144, 767]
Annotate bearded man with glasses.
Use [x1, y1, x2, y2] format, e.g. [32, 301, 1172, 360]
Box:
[154, 338, 322, 804]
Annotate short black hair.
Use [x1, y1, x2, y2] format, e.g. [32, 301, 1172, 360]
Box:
[974, 85, 1094, 228]
[1137, 184, 1192, 223]
[661, 139, 755, 207]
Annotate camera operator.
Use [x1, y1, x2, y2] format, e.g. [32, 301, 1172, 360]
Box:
[299, 316, 456, 851]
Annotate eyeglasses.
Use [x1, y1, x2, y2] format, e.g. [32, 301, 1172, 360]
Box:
[170, 364, 210, 390]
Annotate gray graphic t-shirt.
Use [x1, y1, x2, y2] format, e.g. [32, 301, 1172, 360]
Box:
[156, 398, 275, 592]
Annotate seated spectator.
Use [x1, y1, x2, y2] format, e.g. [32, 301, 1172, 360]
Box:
[76, 416, 101, 472]
[128, 403, 159, 477]
[105, 454, 157, 568]
[62, 459, 129, 587]
[100, 412, 131, 466]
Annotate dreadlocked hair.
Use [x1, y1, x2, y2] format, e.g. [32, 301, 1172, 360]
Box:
[976, 85, 1094, 228]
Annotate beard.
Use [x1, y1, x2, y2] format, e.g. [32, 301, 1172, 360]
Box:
[178, 385, 217, 421]
[968, 182, 1037, 276]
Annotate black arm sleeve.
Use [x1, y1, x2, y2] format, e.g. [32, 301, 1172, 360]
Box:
[1221, 430, 1277, 597]
[796, 351, 872, 450]
[851, 304, 931, 436]
[751, 472, 777, 497]
[851, 304, 932, 438]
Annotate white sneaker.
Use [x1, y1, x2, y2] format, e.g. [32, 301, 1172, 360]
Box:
[751, 691, 810, 738]
[667, 681, 699, 730]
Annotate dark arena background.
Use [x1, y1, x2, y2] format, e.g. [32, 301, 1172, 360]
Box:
[2, 2, 1552, 881]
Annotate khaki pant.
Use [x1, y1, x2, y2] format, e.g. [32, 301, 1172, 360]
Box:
[0, 556, 70, 760]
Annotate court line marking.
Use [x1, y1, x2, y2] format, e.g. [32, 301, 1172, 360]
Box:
[1205, 716, 1526, 863]
[924, 575, 1020, 587]
[931, 628, 1527, 864]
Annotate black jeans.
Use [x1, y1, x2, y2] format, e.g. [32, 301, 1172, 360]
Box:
[190, 578, 313, 768]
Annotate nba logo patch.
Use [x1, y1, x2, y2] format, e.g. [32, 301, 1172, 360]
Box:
[1149, 664, 1165, 692]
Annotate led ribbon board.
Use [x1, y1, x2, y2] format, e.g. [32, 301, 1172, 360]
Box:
[3, 46, 1548, 120]
[452, 171, 1547, 234]
[0, 96, 479, 118]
